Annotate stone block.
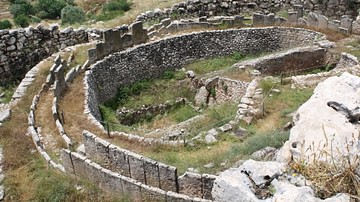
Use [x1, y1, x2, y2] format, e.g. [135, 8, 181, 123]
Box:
[128, 153, 146, 183]
[60, 149, 74, 175]
[287, 12, 298, 24]
[121, 176, 142, 202]
[71, 152, 87, 179]
[87, 48, 97, 64]
[121, 34, 133, 49]
[202, 174, 216, 200]
[252, 13, 264, 26]
[100, 168, 124, 194]
[234, 15, 243, 26]
[341, 15, 353, 32]
[83, 130, 97, 159]
[166, 191, 192, 202]
[141, 184, 167, 201]
[178, 172, 203, 198]
[130, 21, 148, 45]
[307, 12, 319, 27]
[103, 29, 122, 51]
[143, 158, 160, 188]
[318, 14, 328, 30]
[328, 20, 340, 32]
[264, 13, 275, 25]
[108, 145, 131, 177]
[85, 159, 103, 185]
[158, 162, 178, 192]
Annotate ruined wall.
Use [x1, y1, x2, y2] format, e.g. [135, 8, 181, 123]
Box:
[136, 0, 359, 22]
[0, 25, 88, 85]
[61, 149, 209, 202]
[80, 130, 216, 199]
[85, 27, 324, 120]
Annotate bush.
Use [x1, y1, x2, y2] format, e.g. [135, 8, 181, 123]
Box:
[103, 0, 131, 12]
[0, 20, 12, 30]
[35, 0, 67, 19]
[14, 14, 30, 27]
[61, 5, 85, 24]
[10, 0, 34, 17]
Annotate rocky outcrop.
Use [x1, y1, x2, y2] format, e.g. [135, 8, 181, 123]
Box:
[212, 159, 351, 202]
[277, 72, 360, 164]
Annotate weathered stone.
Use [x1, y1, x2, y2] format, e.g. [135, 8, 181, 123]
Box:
[0, 108, 11, 123]
[218, 124, 232, 132]
[204, 134, 217, 143]
[277, 73, 360, 164]
[130, 21, 148, 45]
[251, 146, 278, 160]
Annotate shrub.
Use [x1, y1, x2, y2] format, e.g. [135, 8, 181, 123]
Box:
[103, 0, 131, 12]
[35, 0, 67, 19]
[14, 14, 30, 27]
[61, 5, 85, 24]
[0, 20, 12, 30]
[10, 0, 34, 17]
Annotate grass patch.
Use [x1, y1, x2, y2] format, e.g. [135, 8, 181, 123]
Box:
[148, 129, 289, 174]
[0, 85, 16, 103]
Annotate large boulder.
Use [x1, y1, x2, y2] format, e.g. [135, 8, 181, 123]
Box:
[277, 72, 360, 164]
[211, 159, 350, 202]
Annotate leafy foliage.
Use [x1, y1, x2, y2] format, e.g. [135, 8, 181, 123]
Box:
[14, 14, 30, 27]
[0, 20, 12, 30]
[61, 5, 85, 24]
[10, 0, 34, 17]
[35, 0, 67, 19]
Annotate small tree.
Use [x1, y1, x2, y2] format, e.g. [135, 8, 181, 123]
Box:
[14, 14, 30, 27]
[61, 5, 85, 25]
[35, 0, 67, 19]
[10, 0, 34, 17]
[0, 20, 12, 30]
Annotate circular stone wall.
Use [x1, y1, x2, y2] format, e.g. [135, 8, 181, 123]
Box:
[85, 27, 324, 121]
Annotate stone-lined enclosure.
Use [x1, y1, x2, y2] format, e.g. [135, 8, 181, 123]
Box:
[85, 27, 325, 123]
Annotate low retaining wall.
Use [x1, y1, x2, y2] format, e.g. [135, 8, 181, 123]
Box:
[61, 149, 210, 202]
[236, 46, 331, 75]
[82, 130, 216, 199]
[85, 27, 325, 123]
[0, 25, 89, 85]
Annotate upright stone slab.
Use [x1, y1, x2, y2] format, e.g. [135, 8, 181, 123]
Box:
[234, 15, 244, 26]
[121, 34, 133, 49]
[87, 48, 98, 64]
[352, 17, 360, 35]
[340, 15, 353, 33]
[130, 21, 148, 45]
[143, 158, 160, 188]
[252, 13, 264, 26]
[158, 163, 178, 192]
[54, 63, 66, 97]
[287, 12, 298, 24]
[108, 145, 131, 177]
[83, 131, 97, 159]
[178, 172, 203, 198]
[328, 20, 340, 32]
[100, 169, 124, 194]
[85, 159, 104, 185]
[121, 176, 142, 202]
[202, 174, 217, 200]
[128, 153, 146, 183]
[141, 184, 167, 201]
[94, 137, 111, 164]
[293, 4, 304, 18]
[103, 29, 122, 51]
[264, 13, 275, 25]
[318, 14, 328, 30]
[307, 12, 319, 27]
[61, 149, 74, 175]
[70, 152, 88, 179]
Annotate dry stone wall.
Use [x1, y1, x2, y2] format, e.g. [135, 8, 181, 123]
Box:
[85, 27, 324, 121]
[136, 0, 359, 22]
[0, 25, 89, 85]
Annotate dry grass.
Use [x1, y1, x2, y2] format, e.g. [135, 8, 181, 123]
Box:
[84, 0, 184, 28]
[290, 157, 360, 199]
